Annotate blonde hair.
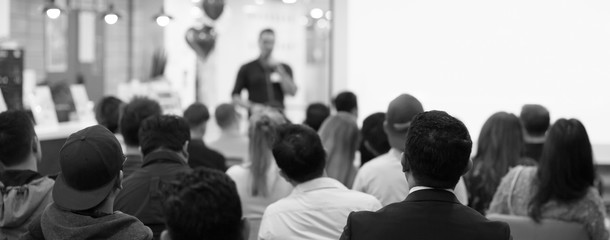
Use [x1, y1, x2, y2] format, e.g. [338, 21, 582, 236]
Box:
[318, 113, 361, 188]
[248, 109, 286, 197]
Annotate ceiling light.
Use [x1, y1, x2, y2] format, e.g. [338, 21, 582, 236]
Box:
[153, 7, 173, 27]
[42, 0, 62, 19]
[309, 8, 323, 19]
[102, 4, 121, 25]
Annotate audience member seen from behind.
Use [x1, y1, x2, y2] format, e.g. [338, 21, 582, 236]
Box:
[318, 113, 361, 188]
[119, 97, 162, 178]
[183, 102, 227, 171]
[0, 111, 53, 239]
[352, 94, 469, 206]
[340, 111, 511, 240]
[333, 91, 358, 118]
[95, 96, 124, 134]
[209, 103, 249, 167]
[519, 104, 550, 162]
[160, 168, 247, 240]
[359, 112, 391, 166]
[489, 119, 609, 240]
[464, 112, 535, 214]
[114, 115, 192, 239]
[259, 124, 381, 240]
[303, 103, 330, 131]
[22, 125, 153, 240]
[226, 109, 293, 219]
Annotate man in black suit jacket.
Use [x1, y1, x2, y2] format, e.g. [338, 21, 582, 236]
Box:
[341, 110, 511, 240]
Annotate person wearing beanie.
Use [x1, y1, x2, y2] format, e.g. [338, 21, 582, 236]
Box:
[21, 125, 152, 240]
[114, 115, 192, 239]
[352, 94, 469, 206]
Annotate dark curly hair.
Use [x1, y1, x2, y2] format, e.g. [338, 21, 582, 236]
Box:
[162, 168, 242, 240]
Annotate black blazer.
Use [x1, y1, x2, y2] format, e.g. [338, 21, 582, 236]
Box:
[340, 189, 511, 240]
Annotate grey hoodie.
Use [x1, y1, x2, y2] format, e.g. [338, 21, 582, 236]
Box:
[0, 170, 54, 240]
[21, 203, 153, 240]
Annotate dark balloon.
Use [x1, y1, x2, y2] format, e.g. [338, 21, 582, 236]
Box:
[201, 0, 225, 20]
[185, 25, 217, 59]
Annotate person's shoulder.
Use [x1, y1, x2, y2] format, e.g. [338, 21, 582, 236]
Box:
[111, 212, 154, 239]
[359, 152, 394, 171]
[343, 189, 381, 204]
[262, 196, 297, 217]
[226, 165, 248, 178]
[242, 60, 260, 68]
[207, 147, 226, 160]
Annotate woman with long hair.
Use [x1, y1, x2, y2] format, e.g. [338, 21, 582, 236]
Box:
[318, 113, 361, 188]
[489, 119, 608, 240]
[465, 112, 535, 214]
[226, 109, 293, 218]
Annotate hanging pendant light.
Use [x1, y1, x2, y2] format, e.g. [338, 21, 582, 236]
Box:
[102, 3, 121, 25]
[42, 0, 63, 19]
[153, 5, 173, 27]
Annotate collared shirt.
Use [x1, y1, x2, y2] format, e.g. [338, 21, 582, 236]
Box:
[353, 148, 469, 206]
[258, 177, 381, 240]
[232, 60, 293, 109]
[409, 186, 455, 194]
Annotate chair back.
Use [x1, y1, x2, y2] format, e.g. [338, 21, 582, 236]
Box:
[486, 214, 588, 240]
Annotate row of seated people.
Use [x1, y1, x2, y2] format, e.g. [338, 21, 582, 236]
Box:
[0, 92, 607, 240]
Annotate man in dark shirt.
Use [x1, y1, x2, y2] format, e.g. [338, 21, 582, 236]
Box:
[119, 97, 162, 179]
[115, 115, 192, 239]
[232, 28, 297, 111]
[183, 102, 226, 171]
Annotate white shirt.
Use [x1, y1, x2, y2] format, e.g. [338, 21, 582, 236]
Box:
[209, 131, 249, 166]
[258, 177, 382, 240]
[226, 163, 293, 219]
[352, 148, 469, 206]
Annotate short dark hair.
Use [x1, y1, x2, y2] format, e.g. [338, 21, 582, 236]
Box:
[183, 102, 210, 128]
[138, 115, 190, 156]
[0, 111, 36, 167]
[162, 168, 242, 240]
[95, 96, 124, 133]
[120, 97, 162, 147]
[215, 103, 239, 129]
[272, 124, 326, 183]
[404, 111, 472, 189]
[520, 104, 550, 136]
[360, 112, 390, 162]
[259, 28, 275, 39]
[303, 103, 330, 131]
[333, 91, 358, 113]
[529, 119, 595, 222]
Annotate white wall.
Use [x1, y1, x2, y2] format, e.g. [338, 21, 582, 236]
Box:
[344, 0, 610, 150]
[0, 0, 10, 39]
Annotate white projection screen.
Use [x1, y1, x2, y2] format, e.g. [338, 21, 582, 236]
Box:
[345, 0, 610, 162]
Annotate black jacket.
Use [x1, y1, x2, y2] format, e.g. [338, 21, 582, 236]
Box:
[340, 189, 511, 240]
[114, 150, 191, 239]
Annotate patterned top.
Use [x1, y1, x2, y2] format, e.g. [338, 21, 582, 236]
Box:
[489, 166, 609, 240]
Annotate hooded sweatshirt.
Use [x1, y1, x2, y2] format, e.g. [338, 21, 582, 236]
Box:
[0, 170, 54, 240]
[21, 203, 153, 240]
